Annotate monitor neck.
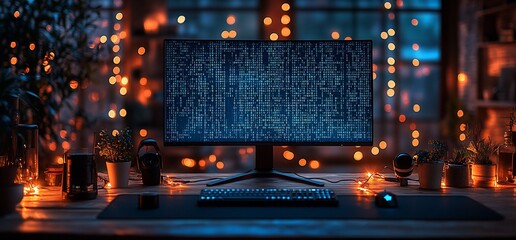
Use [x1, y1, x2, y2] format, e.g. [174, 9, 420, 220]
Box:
[255, 145, 273, 172]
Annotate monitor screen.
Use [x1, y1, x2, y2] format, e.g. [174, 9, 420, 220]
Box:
[164, 40, 372, 146]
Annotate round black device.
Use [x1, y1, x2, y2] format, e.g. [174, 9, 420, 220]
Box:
[393, 153, 414, 186]
[137, 138, 162, 186]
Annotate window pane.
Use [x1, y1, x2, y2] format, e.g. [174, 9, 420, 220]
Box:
[399, 12, 440, 61]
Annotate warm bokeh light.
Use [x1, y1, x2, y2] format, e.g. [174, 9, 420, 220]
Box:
[387, 57, 395, 65]
[10, 41, 16, 48]
[69, 80, 79, 90]
[309, 160, 320, 169]
[198, 160, 206, 168]
[99, 35, 107, 43]
[379, 141, 387, 149]
[177, 15, 186, 24]
[138, 47, 146, 55]
[388, 43, 395, 50]
[373, 72, 377, 80]
[388, 66, 396, 73]
[113, 56, 121, 64]
[14, 10, 20, 18]
[112, 45, 120, 53]
[121, 76, 129, 85]
[283, 150, 294, 160]
[281, 27, 291, 37]
[115, 12, 123, 20]
[62, 141, 70, 150]
[457, 110, 464, 118]
[387, 80, 396, 88]
[108, 110, 116, 119]
[412, 139, 420, 147]
[459, 133, 466, 141]
[412, 59, 420, 67]
[281, 15, 290, 24]
[226, 15, 236, 25]
[29, 43, 36, 51]
[384, 2, 392, 9]
[221, 30, 229, 39]
[119, 87, 127, 95]
[263, 17, 272, 25]
[119, 31, 127, 39]
[119, 108, 127, 117]
[110, 34, 119, 44]
[229, 30, 237, 38]
[387, 28, 395, 36]
[112, 66, 120, 75]
[270, 33, 279, 41]
[282, 3, 290, 11]
[460, 123, 467, 132]
[139, 77, 148, 86]
[384, 104, 392, 112]
[354, 151, 363, 161]
[209, 154, 217, 163]
[398, 114, 406, 123]
[413, 104, 421, 112]
[371, 147, 380, 155]
[411, 18, 419, 26]
[380, 31, 388, 39]
[109, 76, 116, 85]
[458, 73, 467, 82]
[298, 158, 307, 167]
[216, 161, 224, 169]
[182, 158, 196, 168]
[412, 43, 419, 51]
[344, 36, 352, 40]
[331, 31, 340, 40]
[386, 89, 395, 97]
[412, 130, 420, 138]
[10, 57, 17, 65]
[139, 129, 148, 137]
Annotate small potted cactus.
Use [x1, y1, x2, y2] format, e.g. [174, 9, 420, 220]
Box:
[415, 140, 448, 190]
[96, 129, 134, 188]
[444, 147, 470, 188]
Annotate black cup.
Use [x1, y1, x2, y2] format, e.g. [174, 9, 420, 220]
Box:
[62, 151, 97, 200]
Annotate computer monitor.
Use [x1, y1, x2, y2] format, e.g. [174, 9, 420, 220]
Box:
[164, 40, 373, 186]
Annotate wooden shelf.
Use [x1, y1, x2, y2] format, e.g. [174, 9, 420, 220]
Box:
[475, 100, 516, 108]
[478, 41, 516, 48]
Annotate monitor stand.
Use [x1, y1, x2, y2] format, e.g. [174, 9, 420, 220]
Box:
[206, 145, 324, 187]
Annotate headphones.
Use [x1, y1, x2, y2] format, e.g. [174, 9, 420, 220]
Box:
[137, 138, 162, 185]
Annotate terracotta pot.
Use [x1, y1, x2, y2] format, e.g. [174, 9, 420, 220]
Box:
[444, 164, 470, 188]
[472, 164, 496, 188]
[106, 161, 131, 188]
[418, 162, 444, 190]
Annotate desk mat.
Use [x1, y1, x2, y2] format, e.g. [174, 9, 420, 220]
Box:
[98, 195, 503, 221]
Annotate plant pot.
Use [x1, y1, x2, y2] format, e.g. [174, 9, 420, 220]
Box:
[444, 164, 470, 188]
[106, 161, 131, 188]
[472, 164, 496, 188]
[0, 183, 24, 216]
[418, 162, 444, 190]
[0, 165, 18, 186]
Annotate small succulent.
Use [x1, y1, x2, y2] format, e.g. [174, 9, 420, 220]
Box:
[448, 147, 470, 165]
[467, 138, 497, 165]
[95, 128, 134, 163]
[414, 140, 448, 164]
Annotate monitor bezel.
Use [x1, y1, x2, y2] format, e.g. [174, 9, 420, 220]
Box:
[163, 39, 373, 147]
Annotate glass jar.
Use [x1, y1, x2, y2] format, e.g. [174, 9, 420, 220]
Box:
[497, 131, 515, 184]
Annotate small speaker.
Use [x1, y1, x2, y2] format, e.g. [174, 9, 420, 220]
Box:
[137, 138, 162, 186]
[393, 153, 414, 187]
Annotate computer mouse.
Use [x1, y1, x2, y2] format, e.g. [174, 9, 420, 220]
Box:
[375, 190, 398, 208]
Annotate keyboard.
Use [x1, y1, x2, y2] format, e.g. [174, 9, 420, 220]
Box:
[198, 188, 338, 207]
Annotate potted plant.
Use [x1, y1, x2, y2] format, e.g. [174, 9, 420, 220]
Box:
[414, 140, 447, 190]
[96, 129, 134, 188]
[468, 138, 498, 188]
[444, 147, 470, 188]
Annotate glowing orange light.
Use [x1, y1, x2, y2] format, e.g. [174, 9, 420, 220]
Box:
[229, 30, 237, 38]
[138, 47, 146, 55]
[209, 154, 217, 163]
[388, 80, 396, 88]
[380, 32, 388, 39]
[119, 108, 127, 117]
[59, 130, 67, 139]
[69, 80, 79, 90]
[412, 43, 419, 51]
[281, 15, 290, 25]
[384, 2, 392, 9]
[199, 160, 206, 168]
[384, 104, 392, 112]
[281, 27, 291, 37]
[458, 73, 467, 82]
[100, 35, 107, 43]
[412, 139, 420, 147]
[283, 150, 294, 160]
[144, 18, 159, 33]
[309, 160, 320, 169]
[412, 130, 420, 138]
[119, 87, 127, 96]
[10, 41, 16, 48]
[216, 161, 224, 169]
[379, 141, 387, 150]
[57, 156, 64, 164]
[182, 158, 196, 168]
[113, 56, 121, 64]
[388, 66, 396, 73]
[109, 76, 117, 85]
[49, 142, 57, 151]
[119, 31, 127, 39]
[112, 67, 120, 75]
[226, 15, 236, 25]
[281, 3, 290, 11]
[354, 151, 363, 161]
[112, 45, 120, 53]
[29, 43, 35, 51]
[143, 89, 152, 98]
[459, 133, 466, 141]
[139, 129, 148, 137]
[221, 31, 229, 39]
[177, 15, 186, 24]
[62, 141, 70, 150]
[121, 76, 129, 85]
[387, 89, 395, 97]
[139, 77, 148, 86]
[411, 18, 419, 26]
[460, 123, 467, 132]
[10, 57, 17, 65]
[399, 114, 406, 123]
[298, 158, 307, 167]
[457, 110, 464, 118]
[112, 130, 120, 136]
[388, 43, 395, 50]
[371, 147, 380, 155]
[114, 23, 121, 31]
[270, 33, 279, 41]
[413, 104, 421, 112]
[373, 72, 377, 80]
[412, 59, 420, 67]
[387, 29, 395, 36]
[263, 17, 272, 25]
[387, 57, 395, 65]
[110, 35, 119, 44]
[331, 31, 340, 40]
[115, 12, 123, 20]
[108, 110, 116, 119]
[344, 36, 352, 40]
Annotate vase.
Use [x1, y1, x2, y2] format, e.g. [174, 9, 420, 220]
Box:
[472, 164, 496, 188]
[444, 164, 470, 188]
[106, 161, 131, 188]
[418, 162, 444, 190]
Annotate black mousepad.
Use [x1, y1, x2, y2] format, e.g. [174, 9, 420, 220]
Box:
[97, 195, 503, 220]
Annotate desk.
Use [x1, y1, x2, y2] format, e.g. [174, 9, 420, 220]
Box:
[1, 173, 516, 239]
